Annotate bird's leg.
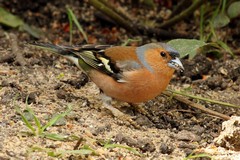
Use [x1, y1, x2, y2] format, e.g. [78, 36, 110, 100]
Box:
[100, 94, 141, 129]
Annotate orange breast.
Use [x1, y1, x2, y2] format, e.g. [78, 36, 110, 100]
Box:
[89, 68, 174, 103]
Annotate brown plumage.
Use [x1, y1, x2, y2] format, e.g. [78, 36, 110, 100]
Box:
[30, 42, 184, 103]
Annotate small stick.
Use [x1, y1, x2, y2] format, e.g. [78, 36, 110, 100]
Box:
[167, 89, 240, 109]
[159, 0, 206, 28]
[9, 33, 27, 66]
[162, 91, 230, 120]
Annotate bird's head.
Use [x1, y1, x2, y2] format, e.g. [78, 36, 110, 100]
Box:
[136, 43, 184, 73]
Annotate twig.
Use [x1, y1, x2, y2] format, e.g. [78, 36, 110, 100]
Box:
[233, 50, 240, 55]
[137, 25, 192, 39]
[73, 137, 84, 150]
[99, 0, 133, 22]
[159, 0, 206, 28]
[171, 0, 191, 18]
[88, 0, 138, 34]
[167, 89, 240, 109]
[9, 33, 27, 66]
[162, 91, 230, 120]
[88, 0, 192, 39]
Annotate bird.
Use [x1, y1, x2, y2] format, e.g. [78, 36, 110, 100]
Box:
[30, 42, 184, 127]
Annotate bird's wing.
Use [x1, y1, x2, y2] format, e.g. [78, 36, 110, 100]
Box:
[66, 45, 144, 81]
[30, 42, 143, 82]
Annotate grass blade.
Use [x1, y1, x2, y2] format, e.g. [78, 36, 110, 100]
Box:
[66, 6, 88, 42]
[26, 107, 42, 133]
[42, 132, 79, 141]
[41, 106, 71, 132]
[67, 8, 73, 45]
[15, 106, 36, 134]
[216, 40, 234, 57]
[30, 145, 97, 157]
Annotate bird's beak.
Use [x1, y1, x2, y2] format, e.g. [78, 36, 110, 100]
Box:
[168, 58, 184, 72]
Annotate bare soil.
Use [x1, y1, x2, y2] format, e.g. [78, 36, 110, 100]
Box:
[0, 1, 240, 159]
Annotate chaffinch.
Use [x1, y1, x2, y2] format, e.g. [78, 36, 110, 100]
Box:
[30, 42, 184, 127]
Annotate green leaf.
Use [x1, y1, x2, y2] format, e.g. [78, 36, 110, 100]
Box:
[213, 12, 230, 28]
[0, 7, 24, 27]
[0, 7, 41, 38]
[227, 1, 240, 18]
[21, 24, 41, 39]
[167, 39, 207, 59]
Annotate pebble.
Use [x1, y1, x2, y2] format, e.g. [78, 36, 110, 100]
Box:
[27, 91, 39, 104]
[135, 115, 153, 127]
[115, 133, 156, 152]
[92, 124, 111, 136]
[159, 143, 174, 154]
[191, 125, 205, 135]
[175, 130, 201, 142]
[178, 141, 198, 149]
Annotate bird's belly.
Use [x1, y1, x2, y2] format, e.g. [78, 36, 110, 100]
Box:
[89, 70, 172, 103]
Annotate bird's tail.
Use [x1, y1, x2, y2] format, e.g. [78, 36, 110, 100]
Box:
[29, 42, 82, 68]
[28, 42, 72, 56]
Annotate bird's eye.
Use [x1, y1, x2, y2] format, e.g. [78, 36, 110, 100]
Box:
[160, 51, 166, 58]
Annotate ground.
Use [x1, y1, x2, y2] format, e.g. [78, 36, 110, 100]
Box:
[0, 1, 240, 160]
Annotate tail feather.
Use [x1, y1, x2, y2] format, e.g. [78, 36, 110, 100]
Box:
[29, 42, 82, 68]
[28, 42, 73, 56]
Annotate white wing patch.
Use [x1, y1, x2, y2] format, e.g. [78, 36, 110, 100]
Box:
[98, 57, 114, 73]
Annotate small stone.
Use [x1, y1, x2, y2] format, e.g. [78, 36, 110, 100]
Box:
[178, 141, 198, 149]
[206, 75, 222, 90]
[184, 148, 194, 156]
[229, 66, 240, 81]
[1, 80, 9, 87]
[92, 124, 111, 136]
[56, 89, 77, 102]
[175, 130, 201, 142]
[138, 140, 155, 152]
[115, 133, 136, 146]
[56, 90, 67, 99]
[6, 150, 15, 157]
[0, 53, 15, 63]
[218, 67, 228, 76]
[160, 143, 174, 154]
[27, 91, 39, 104]
[221, 82, 228, 90]
[135, 115, 153, 127]
[191, 125, 205, 135]
[232, 85, 239, 91]
[114, 133, 156, 152]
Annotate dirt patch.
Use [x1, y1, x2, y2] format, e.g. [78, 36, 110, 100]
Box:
[0, 1, 240, 159]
